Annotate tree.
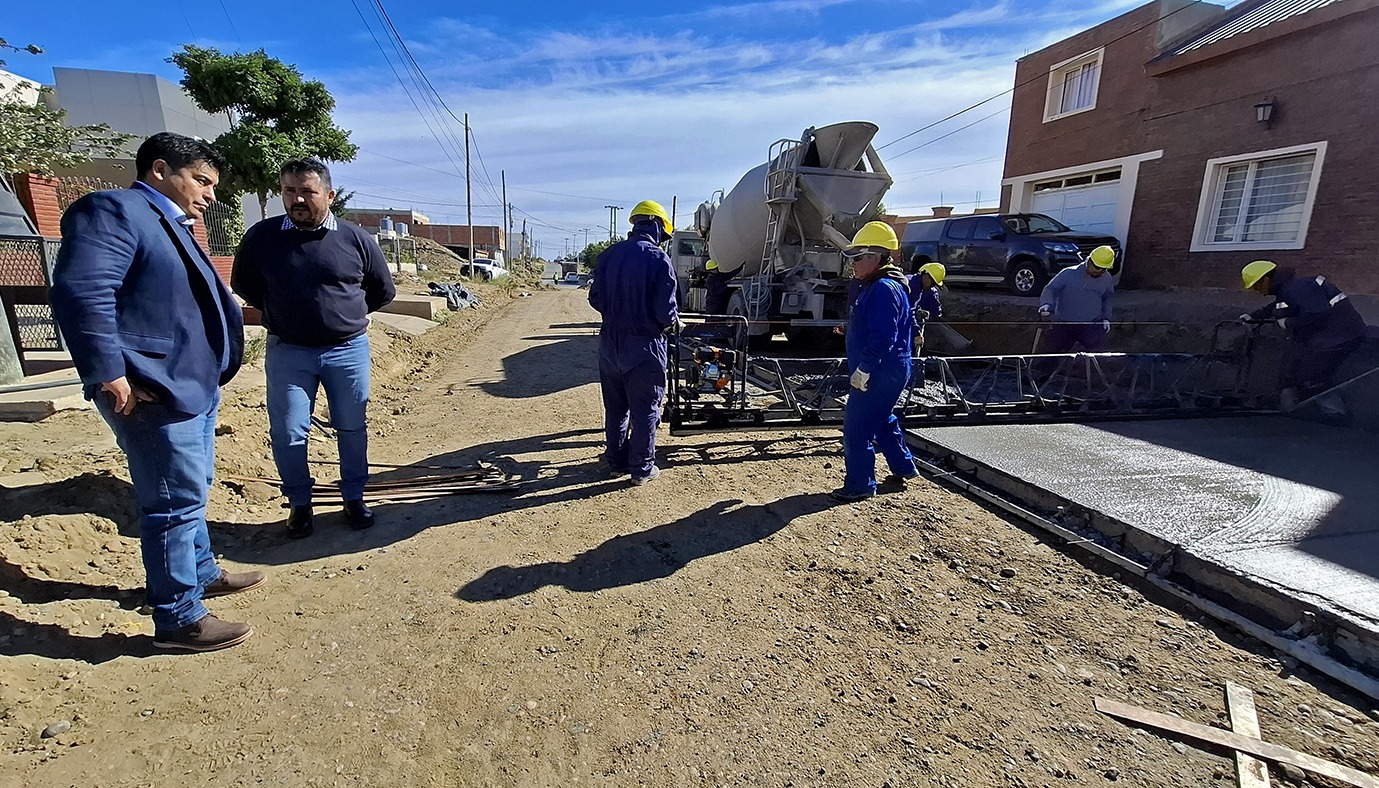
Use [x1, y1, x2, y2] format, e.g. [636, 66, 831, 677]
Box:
[170, 45, 357, 219]
[0, 37, 133, 176]
[580, 239, 617, 272]
[330, 188, 354, 218]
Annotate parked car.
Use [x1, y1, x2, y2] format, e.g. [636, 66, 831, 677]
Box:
[462, 259, 509, 281]
[563, 272, 583, 285]
[900, 213, 1122, 296]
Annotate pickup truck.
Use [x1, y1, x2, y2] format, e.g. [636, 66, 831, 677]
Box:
[900, 213, 1122, 296]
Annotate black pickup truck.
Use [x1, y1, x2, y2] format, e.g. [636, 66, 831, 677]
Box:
[899, 213, 1122, 296]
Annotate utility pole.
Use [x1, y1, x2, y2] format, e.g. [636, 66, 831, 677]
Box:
[465, 113, 474, 263]
[671, 196, 677, 232]
[604, 205, 621, 241]
[521, 218, 528, 263]
[500, 170, 508, 264]
[581, 227, 590, 249]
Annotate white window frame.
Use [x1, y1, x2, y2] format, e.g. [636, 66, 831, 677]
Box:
[1189, 141, 1327, 252]
[1043, 48, 1103, 122]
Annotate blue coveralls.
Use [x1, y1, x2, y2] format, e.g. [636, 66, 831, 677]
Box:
[587, 223, 679, 477]
[1249, 268, 1368, 394]
[842, 272, 919, 495]
[907, 274, 942, 350]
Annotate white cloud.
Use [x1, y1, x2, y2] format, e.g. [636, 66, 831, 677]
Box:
[329, 1, 1146, 251]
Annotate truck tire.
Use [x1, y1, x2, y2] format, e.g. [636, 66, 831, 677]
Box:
[727, 292, 773, 351]
[1006, 258, 1046, 296]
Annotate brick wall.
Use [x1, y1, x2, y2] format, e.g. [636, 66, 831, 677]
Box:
[1127, 8, 1379, 293]
[13, 174, 63, 237]
[1002, 2, 1379, 295]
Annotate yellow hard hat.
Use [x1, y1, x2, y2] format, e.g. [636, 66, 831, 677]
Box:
[1089, 245, 1116, 269]
[629, 200, 674, 235]
[706, 259, 718, 270]
[919, 262, 946, 286]
[1241, 260, 1277, 290]
[847, 220, 899, 251]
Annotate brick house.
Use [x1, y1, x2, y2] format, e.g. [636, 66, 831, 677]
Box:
[999, 0, 1379, 293]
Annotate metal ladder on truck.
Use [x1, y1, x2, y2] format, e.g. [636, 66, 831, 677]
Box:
[746, 136, 804, 323]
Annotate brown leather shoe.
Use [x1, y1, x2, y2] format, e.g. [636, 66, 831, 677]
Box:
[153, 614, 252, 652]
[203, 570, 266, 599]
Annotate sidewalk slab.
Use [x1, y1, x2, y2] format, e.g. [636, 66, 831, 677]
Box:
[381, 295, 449, 322]
[0, 350, 90, 422]
[909, 416, 1379, 671]
[371, 311, 440, 337]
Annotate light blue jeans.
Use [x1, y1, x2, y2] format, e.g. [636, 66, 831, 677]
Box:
[266, 334, 372, 506]
[96, 392, 222, 631]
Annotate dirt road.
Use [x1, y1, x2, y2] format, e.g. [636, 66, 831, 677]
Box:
[1, 288, 1376, 787]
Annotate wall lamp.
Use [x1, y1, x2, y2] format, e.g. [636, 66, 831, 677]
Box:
[1254, 97, 1276, 129]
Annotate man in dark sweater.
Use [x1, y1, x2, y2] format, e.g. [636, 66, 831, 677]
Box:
[232, 159, 395, 538]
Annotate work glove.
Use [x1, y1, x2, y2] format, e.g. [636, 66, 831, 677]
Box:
[849, 369, 870, 392]
[1038, 305, 1052, 318]
[916, 309, 931, 321]
[1238, 313, 1254, 323]
[1101, 319, 1111, 332]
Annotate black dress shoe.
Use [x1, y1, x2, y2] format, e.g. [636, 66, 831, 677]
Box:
[344, 499, 375, 530]
[286, 505, 314, 539]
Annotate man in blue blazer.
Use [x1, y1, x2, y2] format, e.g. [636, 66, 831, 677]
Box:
[50, 132, 263, 652]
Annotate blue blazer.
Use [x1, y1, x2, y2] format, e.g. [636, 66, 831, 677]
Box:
[50, 188, 244, 416]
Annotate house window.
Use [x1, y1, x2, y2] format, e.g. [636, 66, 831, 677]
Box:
[1044, 48, 1103, 122]
[1191, 142, 1327, 252]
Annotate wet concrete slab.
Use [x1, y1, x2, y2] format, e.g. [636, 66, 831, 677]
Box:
[910, 417, 1379, 638]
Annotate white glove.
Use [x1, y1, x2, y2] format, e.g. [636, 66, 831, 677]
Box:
[1101, 319, 1111, 332]
[849, 369, 870, 392]
[1038, 305, 1052, 318]
[1238, 313, 1253, 323]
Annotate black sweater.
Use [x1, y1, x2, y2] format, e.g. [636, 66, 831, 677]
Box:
[232, 218, 396, 347]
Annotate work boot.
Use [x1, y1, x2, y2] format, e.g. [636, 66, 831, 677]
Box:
[203, 569, 267, 599]
[830, 487, 874, 503]
[879, 472, 919, 490]
[153, 614, 252, 652]
[286, 505, 314, 539]
[630, 466, 661, 486]
[344, 499, 375, 530]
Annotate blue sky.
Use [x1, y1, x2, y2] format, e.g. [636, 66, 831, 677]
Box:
[5, 0, 1148, 255]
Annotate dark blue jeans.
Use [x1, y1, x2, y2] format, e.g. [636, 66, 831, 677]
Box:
[96, 392, 222, 632]
[266, 334, 372, 505]
[843, 363, 918, 494]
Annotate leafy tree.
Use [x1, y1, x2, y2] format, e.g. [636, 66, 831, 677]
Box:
[0, 37, 133, 175]
[170, 45, 357, 219]
[330, 188, 354, 218]
[580, 239, 617, 272]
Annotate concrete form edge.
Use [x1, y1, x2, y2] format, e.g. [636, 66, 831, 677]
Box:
[906, 433, 1379, 703]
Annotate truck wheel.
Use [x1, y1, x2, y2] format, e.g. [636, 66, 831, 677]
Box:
[1006, 259, 1046, 296]
[727, 292, 773, 351]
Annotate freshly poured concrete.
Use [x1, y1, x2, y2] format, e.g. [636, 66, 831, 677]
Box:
[911, 417, 1379, 634]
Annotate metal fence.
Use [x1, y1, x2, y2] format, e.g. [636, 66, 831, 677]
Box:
[55, 175, 123, 212]
[203, 199, 241, 257]
[0, 236, 64, 354]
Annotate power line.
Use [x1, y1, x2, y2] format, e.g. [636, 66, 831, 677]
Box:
[876, 0, 1214, 160]
[888, 105, 1010, 161]
[346, 0, 467, 178]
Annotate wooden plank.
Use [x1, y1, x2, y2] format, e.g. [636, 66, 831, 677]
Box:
[1094, 697, 1379, 788]
[1225, 682, 1271, 788]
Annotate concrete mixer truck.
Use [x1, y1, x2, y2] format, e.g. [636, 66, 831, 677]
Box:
[675, 121, 893, 346]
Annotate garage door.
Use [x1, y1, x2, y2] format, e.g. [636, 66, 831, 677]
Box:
[1031, 181, 1119, 240]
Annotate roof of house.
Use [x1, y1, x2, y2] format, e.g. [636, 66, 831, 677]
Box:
[1169, 0, 1344, 55]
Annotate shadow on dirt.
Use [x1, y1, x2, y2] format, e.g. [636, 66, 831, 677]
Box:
[455, 492, 837, 601]
[0, 610, 157, 663]
[209, 430, 838, 566]
[0, 472, 139, 537]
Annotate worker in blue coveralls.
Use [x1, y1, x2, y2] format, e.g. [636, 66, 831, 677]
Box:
[908, 262, 945, 384]
[588, 200, 680, 486]
[1037, 245, 1117, 352]
[1239, 260, 1368, 411]
[833, 221, 920, 503]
